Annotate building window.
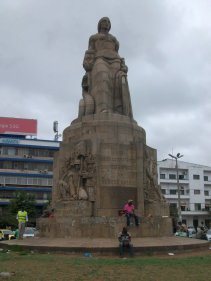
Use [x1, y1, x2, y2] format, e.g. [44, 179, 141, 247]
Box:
[180, 190, 184, 195]
[205, 205, 211, 211]
[0, 175, 52, 187]
[43, 193, 48, 200]
[160, 174, 165, 179]
[170, 189, 177, 195]
[204, 190, 209, 196]
[194, 203, 201, 211]
[179, 175, 184, 180]
[194, 190, 200, 195]
[161, 189, 166, 194]
[193, 174, 200, 180]
[170, 203, 177, 208]
[169, 174, 176, 180]
[181, 206, 186, 211]
[204, 176, 208, 181]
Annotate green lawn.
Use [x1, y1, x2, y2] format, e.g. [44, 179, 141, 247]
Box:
[0, 248, 211, 281]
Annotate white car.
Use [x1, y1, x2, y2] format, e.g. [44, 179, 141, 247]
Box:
[206, 229, 211, 241]
[23, 227, 38, 238]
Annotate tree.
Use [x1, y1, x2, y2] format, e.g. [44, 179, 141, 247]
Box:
[0, 206, 17, 229]
[9, 192, 36, 226]
[0, 192, 38, 229]
[170, 205, 179, 233]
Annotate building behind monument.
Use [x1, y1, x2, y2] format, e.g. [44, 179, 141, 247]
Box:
[0, 117, 60, 218]
[158, 159, 211, 229]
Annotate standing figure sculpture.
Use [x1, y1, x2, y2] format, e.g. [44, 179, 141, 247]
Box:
[81, 17, 133, 117]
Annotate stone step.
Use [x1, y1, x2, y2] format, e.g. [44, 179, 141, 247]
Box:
[37, 216, 172, 238]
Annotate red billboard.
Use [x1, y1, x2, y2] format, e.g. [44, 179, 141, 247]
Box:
[0, 117, 37, 136]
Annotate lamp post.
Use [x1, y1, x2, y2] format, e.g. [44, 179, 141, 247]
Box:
[168, 153, 184, 222]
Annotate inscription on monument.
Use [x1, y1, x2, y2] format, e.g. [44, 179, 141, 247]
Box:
[100, 144, 136, 187]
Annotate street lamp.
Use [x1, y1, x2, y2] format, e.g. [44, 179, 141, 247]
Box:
[168, 153, 184, 222]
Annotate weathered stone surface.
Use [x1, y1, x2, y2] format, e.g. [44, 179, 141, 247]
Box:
[38, 17, 171, 238]
[37, 215, 172, 238]
[79, 17, 133, 117]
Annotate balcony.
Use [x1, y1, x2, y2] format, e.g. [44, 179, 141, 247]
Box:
[181, 209, 210, 216]
[165, 194, 190, 199]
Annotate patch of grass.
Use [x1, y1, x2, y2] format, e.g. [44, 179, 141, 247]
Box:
[0, 252, 211, 281]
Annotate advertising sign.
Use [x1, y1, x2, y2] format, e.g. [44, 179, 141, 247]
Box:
[0, 117, 37, 136]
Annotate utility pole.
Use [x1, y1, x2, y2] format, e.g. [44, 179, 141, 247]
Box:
[168, 153, 184, 222]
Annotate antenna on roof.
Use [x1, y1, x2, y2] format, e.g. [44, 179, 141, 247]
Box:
[53, 121, 61, 141]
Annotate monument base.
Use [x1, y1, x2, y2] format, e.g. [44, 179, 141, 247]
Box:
[43, 113, 172, 239]
[37, 201, 172, 238]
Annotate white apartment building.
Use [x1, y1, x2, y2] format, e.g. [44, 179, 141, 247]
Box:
[157, 159, 211, 229]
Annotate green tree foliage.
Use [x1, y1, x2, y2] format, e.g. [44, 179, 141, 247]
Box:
[0, 206, 17, 229]
[9, 191, 36, 219]
[170, 205, 178, 219]
[0, 192, 37, 228]
[170, 205, 179, 233]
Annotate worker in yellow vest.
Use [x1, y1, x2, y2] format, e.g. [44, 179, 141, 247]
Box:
[16, 208, 28, 240]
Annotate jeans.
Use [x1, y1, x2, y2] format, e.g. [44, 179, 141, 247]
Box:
[119, 242, 134, 256]
[125, 213, 139, 226]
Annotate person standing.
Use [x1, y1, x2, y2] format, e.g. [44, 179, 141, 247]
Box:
[118, 227, 134, 257]
[16, 208, 28, 240]
[123, 199, 139, 227]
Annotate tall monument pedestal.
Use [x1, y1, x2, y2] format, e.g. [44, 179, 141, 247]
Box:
[38, 114, 172, 238]
[54, 113, 146, 216]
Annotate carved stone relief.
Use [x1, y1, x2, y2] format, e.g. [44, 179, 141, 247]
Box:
[58, 143, 96, 202]
[144, 146, 166, 203]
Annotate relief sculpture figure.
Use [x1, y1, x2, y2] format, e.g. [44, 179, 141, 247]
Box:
[80, 17, 133, 117]
[144, 147, 165, 202]
[58, 147, 96, 201]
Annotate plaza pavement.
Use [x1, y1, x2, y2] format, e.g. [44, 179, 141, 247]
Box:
[0, 236, 209, 256]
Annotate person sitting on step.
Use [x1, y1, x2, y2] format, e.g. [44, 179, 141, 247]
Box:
[118, 226, 134, 257]
[123, 199, 139, 227]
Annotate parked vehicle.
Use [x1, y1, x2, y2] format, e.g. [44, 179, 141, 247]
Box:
[187, 226, 196, 238]
[188, 229, 196, 238]
[23, 227, 39, 238]
[0, 229, 15, 240]
[188, 226, 196, 232]
[206, 229, 211, 241]
[175, 231, 187, 237]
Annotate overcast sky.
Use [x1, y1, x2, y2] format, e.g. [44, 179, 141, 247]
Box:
[0, 0, 210, 166]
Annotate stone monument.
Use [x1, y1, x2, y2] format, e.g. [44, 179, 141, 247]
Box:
[38, 17, 172, 238]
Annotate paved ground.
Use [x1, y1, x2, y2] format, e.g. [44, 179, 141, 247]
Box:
[0, 236, 209, 256]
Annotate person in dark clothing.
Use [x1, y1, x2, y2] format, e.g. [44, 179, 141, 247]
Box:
[118, 227, 134, 257]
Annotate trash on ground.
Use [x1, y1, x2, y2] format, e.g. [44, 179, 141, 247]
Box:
[84, 252, 92, 257]
[0, 271, 16, 277]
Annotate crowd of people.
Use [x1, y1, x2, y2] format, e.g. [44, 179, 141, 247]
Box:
[176, 221, 209, 239]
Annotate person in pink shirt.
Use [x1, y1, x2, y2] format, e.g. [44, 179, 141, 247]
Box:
[123, 199, 139, 227]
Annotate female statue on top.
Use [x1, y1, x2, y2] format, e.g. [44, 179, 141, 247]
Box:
[78, 17, 133, 118]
